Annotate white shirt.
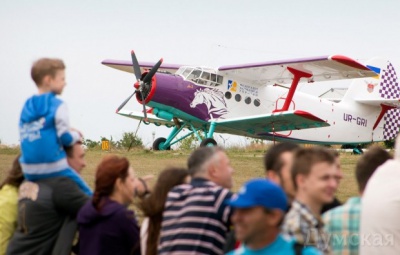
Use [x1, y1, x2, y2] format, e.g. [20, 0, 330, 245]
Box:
[359, 159, 400, 254]
[140, 217, 149, 255]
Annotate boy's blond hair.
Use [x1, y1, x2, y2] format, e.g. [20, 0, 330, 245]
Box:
[31, 58, 65, 86]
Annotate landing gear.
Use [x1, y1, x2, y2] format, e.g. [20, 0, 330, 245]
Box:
[153, 137, 171, 151]
[151, 121, 218, 150]
[200, 138, 217, 147]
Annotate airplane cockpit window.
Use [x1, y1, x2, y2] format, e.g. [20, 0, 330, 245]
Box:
[177, 66, 223, 87]
[187, 69, 201, 80]
[217, 75, 223, 84]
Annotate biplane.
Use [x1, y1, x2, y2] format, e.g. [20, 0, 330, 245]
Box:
[102, 52, 400, 150]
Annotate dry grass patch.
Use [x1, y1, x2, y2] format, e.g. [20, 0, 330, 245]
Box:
[0, 148, 360, 202]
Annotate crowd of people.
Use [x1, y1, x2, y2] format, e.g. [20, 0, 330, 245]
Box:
[0, 57, 398, 255]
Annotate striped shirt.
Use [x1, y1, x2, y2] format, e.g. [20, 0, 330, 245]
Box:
[158, 178, 233, 255]
[323, 197, 361, 255]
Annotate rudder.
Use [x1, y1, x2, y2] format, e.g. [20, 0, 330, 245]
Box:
[342, 58, 400, 140]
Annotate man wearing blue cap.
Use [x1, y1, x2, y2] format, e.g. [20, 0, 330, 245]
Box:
[226, 179, 321, 255]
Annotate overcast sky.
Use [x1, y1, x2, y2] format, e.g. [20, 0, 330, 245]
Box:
[1, 0, 400, 147]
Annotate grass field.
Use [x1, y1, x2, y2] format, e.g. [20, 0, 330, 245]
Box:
[0, 146, 361, 202]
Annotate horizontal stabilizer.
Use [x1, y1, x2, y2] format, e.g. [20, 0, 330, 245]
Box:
[117, 109, 176, 127]
[355, 99, 400, 107]
[214, 110, 329, 136]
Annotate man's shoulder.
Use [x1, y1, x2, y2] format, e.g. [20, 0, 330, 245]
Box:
[173, 180, 232, 195]
[36, 176, 77, 187]
[284, 207, 302, 227]
[19, 178, 81, 199]
[323, 197, 361, 220]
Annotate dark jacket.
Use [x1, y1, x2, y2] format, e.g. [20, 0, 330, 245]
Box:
[6, 177, 89, 255]
[77, 198, 140, 255]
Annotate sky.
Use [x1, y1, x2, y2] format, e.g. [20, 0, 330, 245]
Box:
[1, 0, 400, 147]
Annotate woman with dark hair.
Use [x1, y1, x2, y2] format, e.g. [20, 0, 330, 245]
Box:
[139, 167, 189, 255]
[77, 155, 147, 255]
[0, 155, 24, 254]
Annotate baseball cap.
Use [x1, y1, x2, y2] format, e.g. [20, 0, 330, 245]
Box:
[228, 179, 287, 211]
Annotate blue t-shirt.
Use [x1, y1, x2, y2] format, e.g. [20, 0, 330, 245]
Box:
[226, 234, 321, 255]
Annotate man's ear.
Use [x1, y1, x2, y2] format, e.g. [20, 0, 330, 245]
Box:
[207, 162, 217, 178]
[295, 174, 305, 190]
[266, 170, 280, 185]
[267, 210, 284, 227]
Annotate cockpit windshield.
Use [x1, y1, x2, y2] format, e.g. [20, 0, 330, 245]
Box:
[176, 67, 223, 86]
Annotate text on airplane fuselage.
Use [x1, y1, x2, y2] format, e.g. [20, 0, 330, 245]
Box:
[343, 113, 367, 127]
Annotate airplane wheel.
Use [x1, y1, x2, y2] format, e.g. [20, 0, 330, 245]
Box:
[200, 138, 217, 147]
[153, 137, 171, 151]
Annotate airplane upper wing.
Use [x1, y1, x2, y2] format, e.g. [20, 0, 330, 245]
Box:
[214, 110, 329, 137]
[102, 60, 183, 75]
[218, 55, 377, 85]
[117, 109, 176, 127]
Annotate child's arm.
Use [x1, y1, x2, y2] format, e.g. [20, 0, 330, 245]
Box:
[55, 103, 81, 146]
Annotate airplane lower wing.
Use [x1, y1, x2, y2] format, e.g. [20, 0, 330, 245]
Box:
[214, 110, 329, 137]
[117, 109, 176, 127]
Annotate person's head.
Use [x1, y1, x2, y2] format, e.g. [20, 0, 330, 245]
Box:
[0, 155, 24, 189]
[65, 141, 86, 174]
[356, 146, 392, 194]
[292, 147, 337, 206]
[93, 155, 136, 209]
[264, 143, 299, 202]
[187, 146, 233, 189]
[139, 167, 189, 255]
[140, 167, 189, 217]
[228, 179, 287, 248]
[31, 58, 66, 94]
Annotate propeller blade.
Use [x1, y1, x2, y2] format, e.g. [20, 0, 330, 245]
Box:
[142, 58, 163, 84]
[140, 91, 148, 121]
[116, 91, 136, 112]
[130, 50, 142, 81]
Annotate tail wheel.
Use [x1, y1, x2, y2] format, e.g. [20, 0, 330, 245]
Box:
[153, 137, 171, 151]
[200, 138, 217, 147]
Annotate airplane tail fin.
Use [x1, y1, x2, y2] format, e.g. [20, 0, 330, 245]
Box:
[342, 57, 400, 140]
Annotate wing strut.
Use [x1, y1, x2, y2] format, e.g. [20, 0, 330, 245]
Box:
[373, 104, 396, 130]
[273, 67, 312, 112]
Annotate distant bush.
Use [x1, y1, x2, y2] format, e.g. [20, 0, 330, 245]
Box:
[384, 139, 395, 149]
[118, 132, 143, 150]
[83, 138, 101, 149]
[0, 145, 20, 155]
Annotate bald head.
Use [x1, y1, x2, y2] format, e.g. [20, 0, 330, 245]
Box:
[188, 146, 233, 189]
[188, 147, 224, 176]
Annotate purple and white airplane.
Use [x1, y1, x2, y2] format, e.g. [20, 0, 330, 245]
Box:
[102, 51, 400, 150]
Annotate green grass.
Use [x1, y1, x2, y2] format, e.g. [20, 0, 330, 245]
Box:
[0, 147, 360, 202]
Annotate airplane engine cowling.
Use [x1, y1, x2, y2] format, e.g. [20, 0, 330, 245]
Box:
[134, 71, 157, 104]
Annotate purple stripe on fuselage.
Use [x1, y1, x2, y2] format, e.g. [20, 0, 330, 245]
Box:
[218, 56, 329, 71]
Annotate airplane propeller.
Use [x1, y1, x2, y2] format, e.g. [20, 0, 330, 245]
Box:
[116, 50, 163, 121]
[116, 91, 136, 112]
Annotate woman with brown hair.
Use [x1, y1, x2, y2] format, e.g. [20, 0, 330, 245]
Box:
[77, 155, 148, 255]
[0, 155, 24, 254]
[139, 167, 189, 255]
